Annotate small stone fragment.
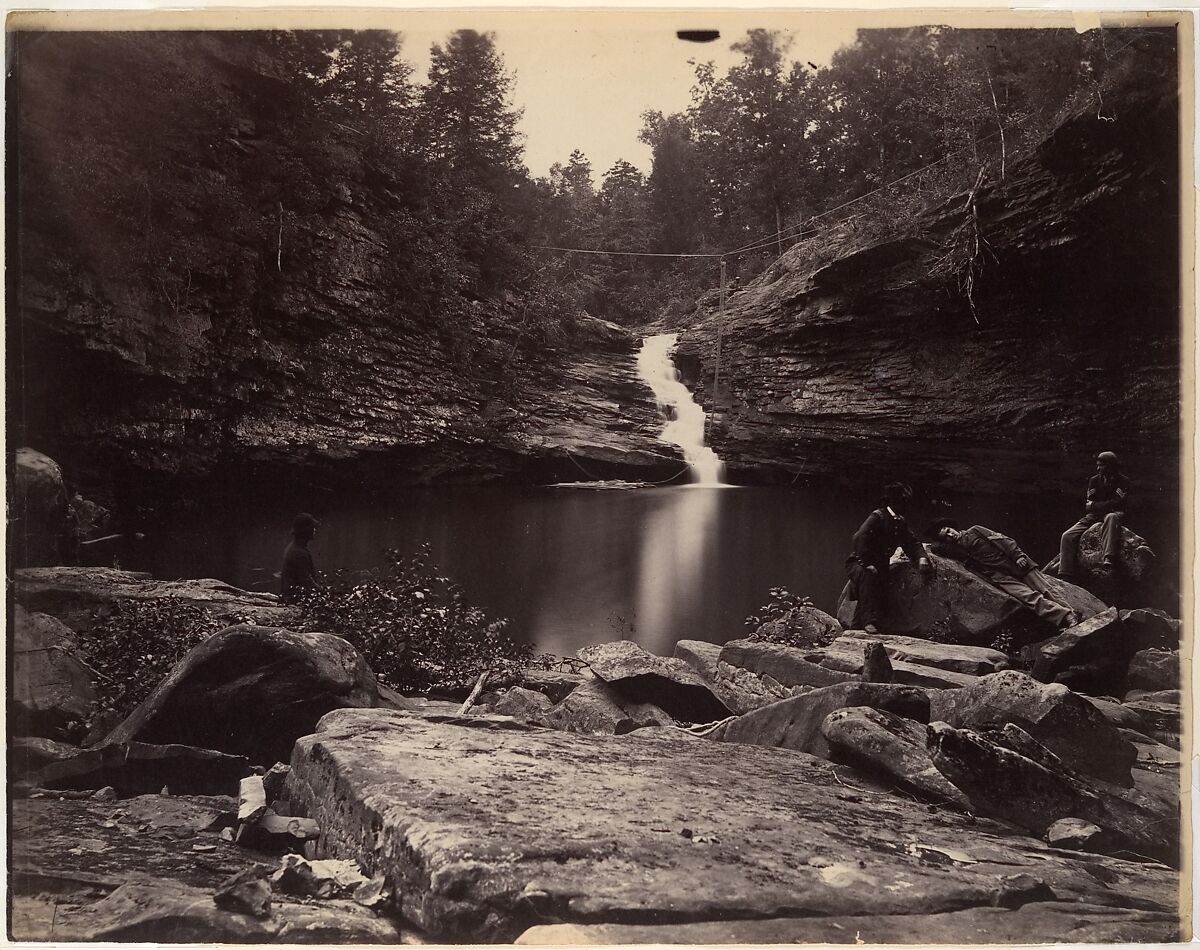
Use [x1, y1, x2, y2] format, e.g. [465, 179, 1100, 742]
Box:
[272, 854, 367, 899]
[1046, 818, 1110, 853]
[238, 775, 267, 823]
[353, 874, 389, 909]
[262, 763, 291, 805]
[214, 866, 273, 919]
[91, 786, 117, 802]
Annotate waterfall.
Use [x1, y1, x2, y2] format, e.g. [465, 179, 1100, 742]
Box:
[636, 333, 726, 486]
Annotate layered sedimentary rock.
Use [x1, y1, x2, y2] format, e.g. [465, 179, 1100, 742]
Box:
[11, 31, 675, 490]
[675, 70, 1179, 496]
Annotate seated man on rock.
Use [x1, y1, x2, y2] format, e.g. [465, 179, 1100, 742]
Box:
[845, 483, 931, 634]
[1057, 451, 1130, 579]
[929, 519, 1079, 629]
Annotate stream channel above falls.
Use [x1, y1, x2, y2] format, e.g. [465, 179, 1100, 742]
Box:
[129, 335, 1178, 659]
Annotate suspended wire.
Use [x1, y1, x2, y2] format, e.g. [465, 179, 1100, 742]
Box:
[530, 244, 721, 259]
[532, 106, 1047, 264]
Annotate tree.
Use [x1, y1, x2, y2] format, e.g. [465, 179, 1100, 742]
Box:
[419, 30, 524, 191]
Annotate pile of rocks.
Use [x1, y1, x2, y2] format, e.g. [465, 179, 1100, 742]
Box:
[10, 561, 1184, 944]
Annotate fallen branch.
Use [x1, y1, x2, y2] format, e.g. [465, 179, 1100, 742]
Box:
[458, 670, 490, 716]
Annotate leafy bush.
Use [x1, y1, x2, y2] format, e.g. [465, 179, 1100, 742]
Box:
[743, 586, 815, 630]
[78, 598, 253, 723]
[297, 543, 532, 695]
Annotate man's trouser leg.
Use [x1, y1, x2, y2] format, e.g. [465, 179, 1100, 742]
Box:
[989, 573, 1073, 627]
[847, 561, 885, 628]
[1100, 512, 1124, 563]
[1059, 514, 1098, 576]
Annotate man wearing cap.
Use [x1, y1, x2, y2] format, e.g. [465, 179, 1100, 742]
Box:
[929, 520, 1079, 629]
[845, 483, 932, 634]
[1057, 452, 1130, 580]
[281, 512, 320, 603]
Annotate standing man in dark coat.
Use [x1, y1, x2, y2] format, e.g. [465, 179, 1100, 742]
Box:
[845, 483, 931, 633]
[281, 512, 320, 603]
[930, 519, 1079, 629]
[1058, 451, 1130, 579]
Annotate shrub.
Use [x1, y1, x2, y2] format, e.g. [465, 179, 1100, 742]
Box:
[78, 598, 253, 723]
[296, 543, 532, 695]
[743, 586, 815, 631]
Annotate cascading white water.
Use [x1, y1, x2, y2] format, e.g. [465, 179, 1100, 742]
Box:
[636, 333, 726, 486]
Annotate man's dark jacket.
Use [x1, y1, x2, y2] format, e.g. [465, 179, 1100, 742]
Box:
[847, 508, 925, 572]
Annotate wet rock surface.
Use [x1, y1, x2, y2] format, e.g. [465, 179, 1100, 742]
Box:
[287, 707, 1179, 942]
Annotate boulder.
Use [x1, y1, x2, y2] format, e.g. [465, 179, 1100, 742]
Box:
[287, 708, 1179, 942]
[820, 706, 971, 809]
[492, 687, 554, 722]
[14, 567, 296, 633]
[514, 902, 1180, 945]
[708, 682, 929, 760]
[577, 640, 731, 723]
[542, 680, 674, 735]
[840, 631, 1011, 676]
[1119, 608, 1181, 652]
[518, 669, 584, 704]
[12, 447, 74, 567]
[927, 722, 1176, 866]
[1046, 818, 1113, 854]
[752, 605, 842, 648]
[1124, 649, 1179, 694]
[837, 555, 1104, 646]
[11, 604, 96, 739]
[711, 660, 802, 714]
[98, 626, 381, 763]
[1045, 522, 1157, 584]
[813, 638, 981, 690]
[928, 670, 1136, 787]
[9, 736, 83, 779]
[27, 741, 248, 796]
[1026, 608, 1125, 684]
[674, 641, 799, 715]
[719, 639, 855, 690]
[1122, 698, 1181, 737]
[1081, 696, 1147, 732]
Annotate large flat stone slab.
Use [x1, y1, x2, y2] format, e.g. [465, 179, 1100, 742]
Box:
[287, 708, 1178, 942]
[516, 901, 1180, 944]
[14, 567, 296, 632]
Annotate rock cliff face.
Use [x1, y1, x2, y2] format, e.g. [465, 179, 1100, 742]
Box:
[675, 69, 1180, 498]
[10, 31, 676, 492]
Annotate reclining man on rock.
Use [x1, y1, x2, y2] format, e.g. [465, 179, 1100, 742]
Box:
[928, 519, 1080, 630]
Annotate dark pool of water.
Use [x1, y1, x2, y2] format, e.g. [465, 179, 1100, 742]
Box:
[127, 483, 1179, 659]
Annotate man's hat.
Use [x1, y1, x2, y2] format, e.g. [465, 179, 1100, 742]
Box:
[883, 482, 913, 502]
[1096, 451, 1120, 467]
[292, 512, 320, 534]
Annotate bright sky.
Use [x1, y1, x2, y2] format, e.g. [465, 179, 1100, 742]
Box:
[395, 11, 863, 179]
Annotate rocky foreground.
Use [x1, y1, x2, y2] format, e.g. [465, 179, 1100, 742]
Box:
[10, 557, 1186, 943]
